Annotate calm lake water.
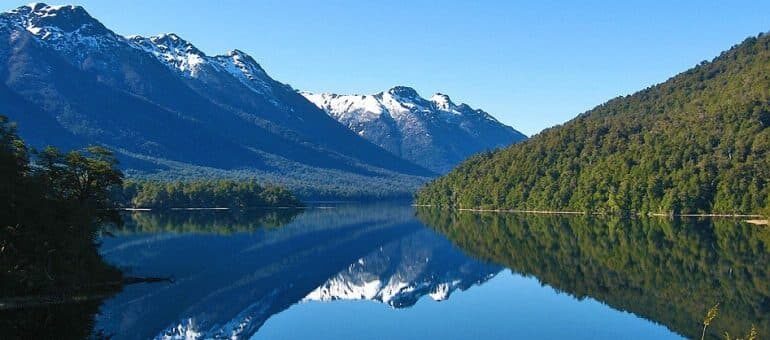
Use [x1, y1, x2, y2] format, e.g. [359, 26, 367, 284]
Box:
[6, 204, 770, 339]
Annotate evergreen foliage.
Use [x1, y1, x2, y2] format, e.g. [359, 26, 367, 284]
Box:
[417, 33, 770, 215]
[0, 115, 124, 296]
[118, 179, 302, 208]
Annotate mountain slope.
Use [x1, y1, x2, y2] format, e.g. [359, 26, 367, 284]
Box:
[417, 32, 770, 214]
[0, 3, 433, 198]
[302, 87, 526, 173]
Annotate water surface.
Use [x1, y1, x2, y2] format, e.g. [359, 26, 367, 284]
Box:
[4, 204, 769, 339]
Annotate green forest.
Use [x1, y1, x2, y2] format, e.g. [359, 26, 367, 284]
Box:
[117, 179, 302, 209]
[0, 115, 124, 296]
[417, 33, 770, 215]
[417, 209, 770, 339]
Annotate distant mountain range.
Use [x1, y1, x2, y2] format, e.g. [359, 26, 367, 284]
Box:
[0, 3, 425, 198]
[0, 3, 524, 197]
[303, 87, 526, 173]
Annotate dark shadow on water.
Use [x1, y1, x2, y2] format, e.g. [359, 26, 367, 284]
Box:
[0, 207, 303, 339]
[0, 300, 105, 340]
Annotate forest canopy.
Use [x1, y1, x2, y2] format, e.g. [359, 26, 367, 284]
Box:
[417, 33, 770, 215]
[118, 179, 302, 209]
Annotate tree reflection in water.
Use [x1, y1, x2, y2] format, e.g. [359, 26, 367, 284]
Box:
[417, 208, 770, 340]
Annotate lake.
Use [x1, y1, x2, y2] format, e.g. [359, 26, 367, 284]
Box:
[3, 204, 769, 339]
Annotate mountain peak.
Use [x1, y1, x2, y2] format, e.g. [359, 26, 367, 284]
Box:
[303, 88, 527, 173]
[215, 48, 271, 91]
[227, 48, 249, 58]
[149, 33, 203, 55]
[155, 32, 183, 41]
[387, 86, 420, 99]
[223, 49, 264, 72]
[18, 3, 78, 12]
[12, 2, 103, 33]
[430, 93, 455, 111]
[26, 2, 48, 11]
[129, 33, 207, 77]
[2, 2, 119, 61]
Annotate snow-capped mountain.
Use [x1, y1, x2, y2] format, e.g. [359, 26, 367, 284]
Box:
[129, 33, 208, 78]
[2, 3, 120, 60]
[0, 3, 433, 198]
[302, 87, 527, 173]
[129, 34, 276, 97]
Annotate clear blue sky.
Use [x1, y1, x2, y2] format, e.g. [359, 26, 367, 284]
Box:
[10, 1, 770, 135]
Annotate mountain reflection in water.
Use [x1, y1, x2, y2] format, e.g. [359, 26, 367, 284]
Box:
[2, 205, 768, 339]
[95, 204, 501, 339]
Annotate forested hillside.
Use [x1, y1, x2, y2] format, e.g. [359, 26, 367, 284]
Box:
[417, 33, 770, 215]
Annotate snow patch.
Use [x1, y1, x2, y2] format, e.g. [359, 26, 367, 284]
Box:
[130, 33, 207, 77]
[4, 3, 124, 63]
[301, 86, 502, 134]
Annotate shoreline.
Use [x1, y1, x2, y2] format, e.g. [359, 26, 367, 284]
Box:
[457, 208, 587, 215]
[117, 206, 305, 212]
[413, 205, 767, 221]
